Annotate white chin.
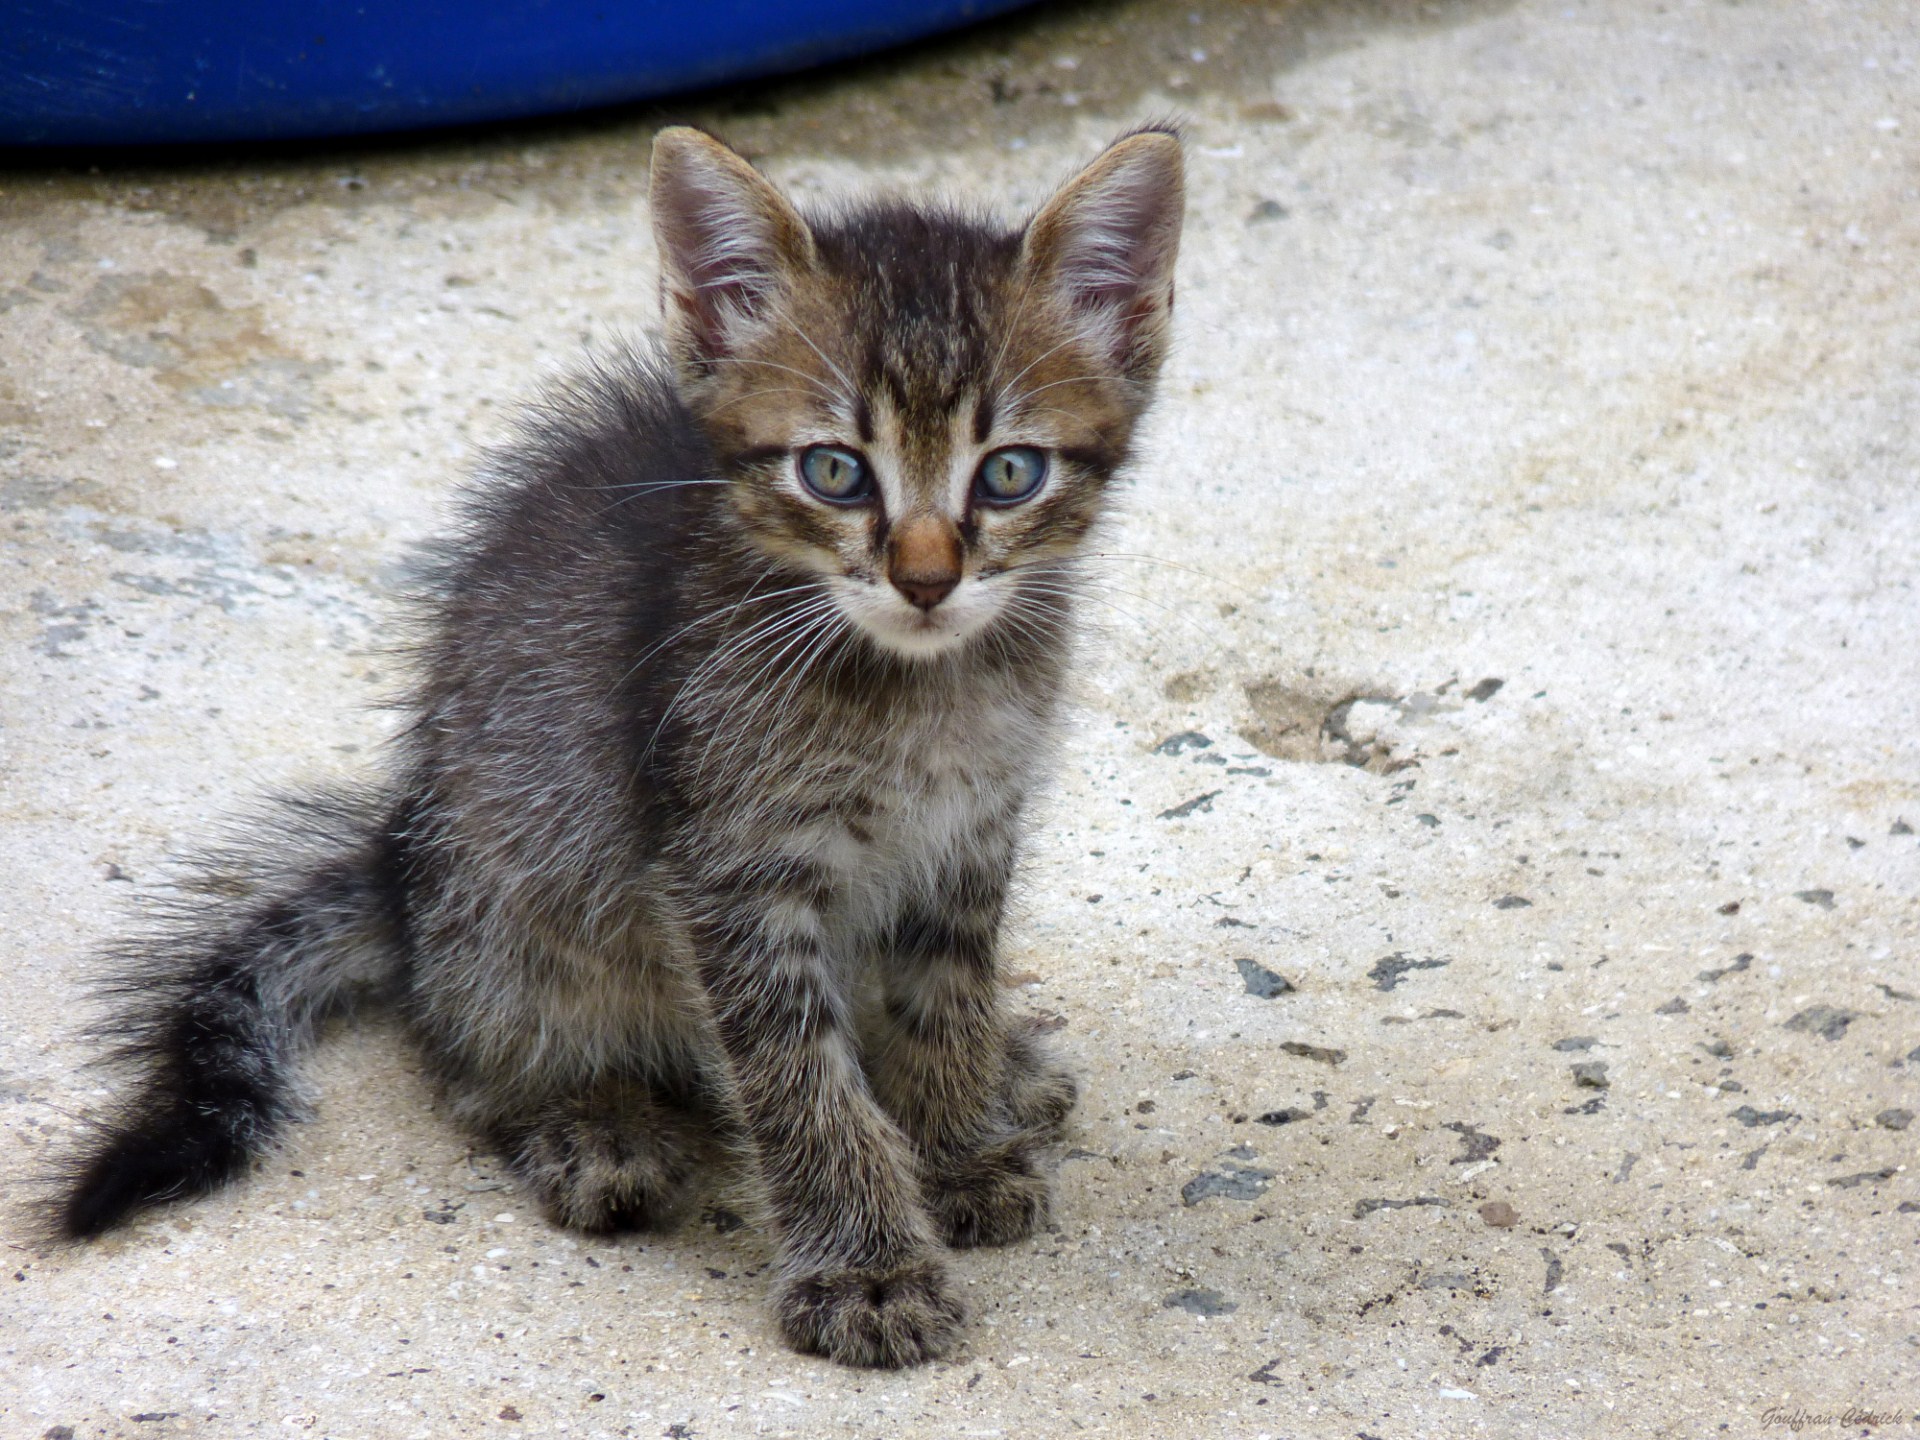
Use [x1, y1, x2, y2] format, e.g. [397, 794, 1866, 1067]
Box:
[858, 609, 979, 659]
[836, 584, 990, 659]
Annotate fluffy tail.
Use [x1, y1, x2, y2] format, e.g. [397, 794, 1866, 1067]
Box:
[52, 792, 409, 1240]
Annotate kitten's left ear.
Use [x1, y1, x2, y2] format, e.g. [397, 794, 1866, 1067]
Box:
[649, 127, 816, 374]
[1023, 128, 1186, 381]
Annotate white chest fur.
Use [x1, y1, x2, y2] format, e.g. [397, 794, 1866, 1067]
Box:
[833, 688, 1050, 938]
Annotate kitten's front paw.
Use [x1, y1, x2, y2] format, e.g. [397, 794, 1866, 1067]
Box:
[927, 1140, 1051, 1248]
[773, 1256, 964, 1368]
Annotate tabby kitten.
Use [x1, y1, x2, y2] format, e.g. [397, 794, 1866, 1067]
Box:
[51, 126, 1184, 1368]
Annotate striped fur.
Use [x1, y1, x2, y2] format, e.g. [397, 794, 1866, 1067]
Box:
[49, 127, 1184, 1368]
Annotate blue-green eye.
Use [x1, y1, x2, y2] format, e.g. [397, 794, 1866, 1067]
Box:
[975, 446, 1048, 505]
[798, 445, 872, 503]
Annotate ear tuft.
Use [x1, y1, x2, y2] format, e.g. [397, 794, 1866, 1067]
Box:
[1023, 129, 1186, 380]
[648, 127, 814, 373]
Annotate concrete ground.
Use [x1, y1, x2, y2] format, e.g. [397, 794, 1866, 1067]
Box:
[4, 0, 1917, 1434]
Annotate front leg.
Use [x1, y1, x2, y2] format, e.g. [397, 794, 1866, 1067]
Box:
[871, 844, 1077, 1249]
[690, 857, 960, 1368]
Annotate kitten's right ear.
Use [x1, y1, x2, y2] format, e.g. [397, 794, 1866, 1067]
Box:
[649, 127, 815, 373]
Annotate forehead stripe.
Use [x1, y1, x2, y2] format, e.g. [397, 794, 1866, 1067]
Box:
[972, 391, 996, 445]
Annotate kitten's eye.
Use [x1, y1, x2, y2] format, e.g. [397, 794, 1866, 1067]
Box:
[974, 446, 1048, 505]
[797, 445, 872, 503]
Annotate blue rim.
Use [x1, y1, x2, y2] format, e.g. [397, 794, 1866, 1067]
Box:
[1, 1, 1036, 147]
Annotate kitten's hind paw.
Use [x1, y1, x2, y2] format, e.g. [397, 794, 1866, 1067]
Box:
[1003, 1018, 1079, 1140]
[1006, 1060, 1078, 1139]
[503, 1085, 701, 1233]
[927, 1138, 1052, 1249]
[772, 1256, 964, 1368]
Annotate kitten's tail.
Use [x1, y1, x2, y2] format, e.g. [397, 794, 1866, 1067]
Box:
[50, 790, 409, 1241]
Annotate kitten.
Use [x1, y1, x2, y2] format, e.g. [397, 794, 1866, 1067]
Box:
[49, 125, 1184, 1368]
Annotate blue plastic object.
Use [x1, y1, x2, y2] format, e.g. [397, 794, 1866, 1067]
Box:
[1, 1, 1035, 147]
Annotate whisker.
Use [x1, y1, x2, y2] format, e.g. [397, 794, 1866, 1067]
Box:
[704, 385, 823, 417]
[635, 585, 832, 765]
[590, 476, 732, 519]
[986, 278, 1039, 409]
[671, 600, 824, 722]
[1006, 549, 1243, 606]
[733, 597, 845, 702]
[1003, 573, 1213, 657]
[692, 594, 843, 729]
[686, 600, 843, 781]
[1084, 550, 1265, 607]
[995, 334, 1083, 397]
[707, 356, 844, 407]
[612, 579, 822, 698]
[1013, 403, 1107, 444]
[774, 318, 859, 410]
[1016, 372, 1146, 402]
[595, 477, 730, 495]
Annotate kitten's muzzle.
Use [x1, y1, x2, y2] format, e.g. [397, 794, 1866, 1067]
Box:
[887, 515, 963, 611]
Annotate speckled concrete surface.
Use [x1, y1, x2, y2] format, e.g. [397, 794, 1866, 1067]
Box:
[4, 1, 1918, 1436]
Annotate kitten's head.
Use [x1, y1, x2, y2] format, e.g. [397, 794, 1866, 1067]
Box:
[648, 126, 1184, 659]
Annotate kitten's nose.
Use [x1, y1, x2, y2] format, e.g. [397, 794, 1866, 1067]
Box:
[887, 515, 963, 611]
[894, 574, 958, 610]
